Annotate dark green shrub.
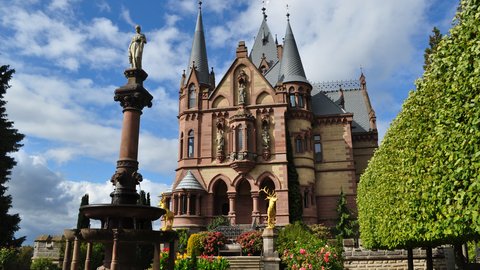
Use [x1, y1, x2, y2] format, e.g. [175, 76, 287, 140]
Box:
[207, 216, 229, 231]
[309, 224, 332, 240]
[176, 229, 190, 254]
[30, 258, 59, 270]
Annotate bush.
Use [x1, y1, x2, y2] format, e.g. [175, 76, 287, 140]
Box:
[187, 233, 206, 256]
[176, 229, 190, 254]
[277, 222, 343, 270]
[0, 247, 17, 270]
[207, 216, 230, 231]
[30, 258, 59, 270]
[202, 231, 226, 256]
[160, 252, 229, 270]
[309, 224, 332, 240]
[237, 231, 263, 256]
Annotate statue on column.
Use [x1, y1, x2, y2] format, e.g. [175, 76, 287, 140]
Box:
[129, 25, 147, 69]
[159, 193, 174, 231]
[260, 187, 277, 229]
[237, 70, 247, 105]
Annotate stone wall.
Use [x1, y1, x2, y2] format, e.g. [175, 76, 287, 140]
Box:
[343, 239, 451, 270]
[32, 235, 64, 266]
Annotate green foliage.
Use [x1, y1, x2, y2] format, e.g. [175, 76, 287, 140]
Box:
[334, 190, 357, 239]
[286, 126, 303, 222]
[77, 242, 104, 270]
[309, 223, 332, 239]
[424, 27, 443, 70]
[0, 65, 25, 248]
[277, 222, 343, 270]
[77, 194, 90, 229]
[236, 231, 263, 255]
[206, 216, 230, 231]
[161, 252, 229, 270]
[358, 0, 480, 249]
[30, 258, 59, 270]
[0, 247, 16, 270]
[187, 233, 206, 256]
[176, 229, 190, 254]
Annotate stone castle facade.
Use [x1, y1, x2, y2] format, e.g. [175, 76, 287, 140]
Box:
[163, 5, 378, 229]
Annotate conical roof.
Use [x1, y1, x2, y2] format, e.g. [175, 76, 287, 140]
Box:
[186, 5, 210, 86]
[278, 18, 309, 84]
[174, 170, 205, 191]
[249, 11, 278, 68]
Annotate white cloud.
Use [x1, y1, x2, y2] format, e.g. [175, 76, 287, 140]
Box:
[8, 151, 170, 245]
[120, 6, 136, 27]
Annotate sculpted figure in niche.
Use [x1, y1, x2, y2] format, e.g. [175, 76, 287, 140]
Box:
[216, 128, 225, 151]
[262, 127, 270, 150]
[237, 70, 248, 105]
[129, 25, 147, 69]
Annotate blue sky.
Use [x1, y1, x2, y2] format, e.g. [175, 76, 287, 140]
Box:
[1, 0, 457, 245]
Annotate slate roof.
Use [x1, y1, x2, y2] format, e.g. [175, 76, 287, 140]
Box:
[185, 6, 210, 86]
[249, 17, 278, 69]
[278, 20, 309, 84]
[311, 81, 371, 133]
[174, 170, 205, 191]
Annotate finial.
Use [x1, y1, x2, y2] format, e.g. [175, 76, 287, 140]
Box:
[286, 4, 290, 21]
[198, 0, 202, 10]
[262, 0, 267, 20]
[360, 65, 364, 75]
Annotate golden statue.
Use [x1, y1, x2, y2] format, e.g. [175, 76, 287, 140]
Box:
[260, 187, 277, 229]
[159, 193, 174, 231]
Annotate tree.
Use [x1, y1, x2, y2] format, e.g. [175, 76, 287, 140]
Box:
[285, 126, 303, 222]
[334, 189, 356, 239]
[358, 0, 480, 266]
[0, 65, 25, 248]
[423, 27, 443, 70]
[76, 194, 90, 229]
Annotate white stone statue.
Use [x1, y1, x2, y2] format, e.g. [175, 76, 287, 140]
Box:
[129, 25, 147, 69]
[237, 70, 247, 105]
[216, 128, 225, 151]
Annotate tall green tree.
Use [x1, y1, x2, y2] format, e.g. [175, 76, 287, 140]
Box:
[285, 126, 303, 223]
[76, 194, 90, 229]
[335, 189, 356, 239]
[0, 65, 25, 248]
[358, 0, 480, 255]
[423, 27, 443, 70]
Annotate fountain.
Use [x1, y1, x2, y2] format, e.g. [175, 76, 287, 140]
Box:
[63, 26, 177, 270]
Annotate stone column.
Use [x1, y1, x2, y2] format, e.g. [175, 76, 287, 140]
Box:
[167, 240, 176, 270]
[70, 234, 80, 270]
[228, 193, 236, 224]
[152, 243, 160, 270]
[186, 193, 191, 215]
[176, 194, 181, 215]
[84, 242, 91, 270]
[110, 230, 119, 270]
[262, 228, 280, 270]
[251, 192, 260, 225]
[62, 238, 71, 270]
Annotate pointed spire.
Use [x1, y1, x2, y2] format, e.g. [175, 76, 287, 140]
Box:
[278, 12, 309, 84]
[249, 4, 278, 68]
[186, 0, 210, 86]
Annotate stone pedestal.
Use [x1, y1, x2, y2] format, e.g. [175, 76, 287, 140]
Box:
[262, 228, 280, 270]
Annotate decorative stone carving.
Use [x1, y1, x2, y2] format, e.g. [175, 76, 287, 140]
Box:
[237, 70, 248, 105]
[260, 187, 277, 229]
[110, 171, 126, 185]
[131, 171, 143, 184]
[215, 118, 226, 162]
[128, 25, 147, 69]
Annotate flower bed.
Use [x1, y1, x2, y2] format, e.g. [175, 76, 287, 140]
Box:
[236, 230, 263, 256]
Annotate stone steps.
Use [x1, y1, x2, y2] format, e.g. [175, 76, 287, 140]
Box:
[226, 256, 263, 270]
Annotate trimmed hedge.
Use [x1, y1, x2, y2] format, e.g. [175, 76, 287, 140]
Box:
[358, 0, 480, 249]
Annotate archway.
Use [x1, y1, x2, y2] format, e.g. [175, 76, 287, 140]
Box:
[213, 180, 229, 216]
[235, 179, 252, 224]
[259, 178, 275, 223]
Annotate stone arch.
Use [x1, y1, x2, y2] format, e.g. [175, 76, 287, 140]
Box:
[212, 95, 229, 108]
[211, 178, 229, 216]
[208, 174, 233, 193]
[256, 172, 282, 190]
[235, 177, 253, 224]
[255, 91, 274, 105]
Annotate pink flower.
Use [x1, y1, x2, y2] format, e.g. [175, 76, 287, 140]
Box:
[300, 267, 306, 270]
[324, 251, 331, 263]
[299, 248, 306, 255]
[308, 264, 312, 269]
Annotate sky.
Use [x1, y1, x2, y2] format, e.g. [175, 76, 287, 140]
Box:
[0, 0, 458, 245]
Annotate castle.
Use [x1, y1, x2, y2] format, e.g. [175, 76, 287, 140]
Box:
[162, 3, 378, 229]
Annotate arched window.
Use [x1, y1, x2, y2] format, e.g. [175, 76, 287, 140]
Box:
[289, 87, 296, 108]
[295, 136, 303, 153]
[188, 84, 196, 109]
[314, 135, 322, 162]
[304, 189, 309, 208]
[179, 132, 184, 159]
[246, 126, 252, 151]
[236, 125, 243, 151]
[298, 94, 304, 108]
[188, 130, 194, 158]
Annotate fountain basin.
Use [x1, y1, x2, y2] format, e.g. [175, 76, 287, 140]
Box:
[80, 204, 166, 221]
